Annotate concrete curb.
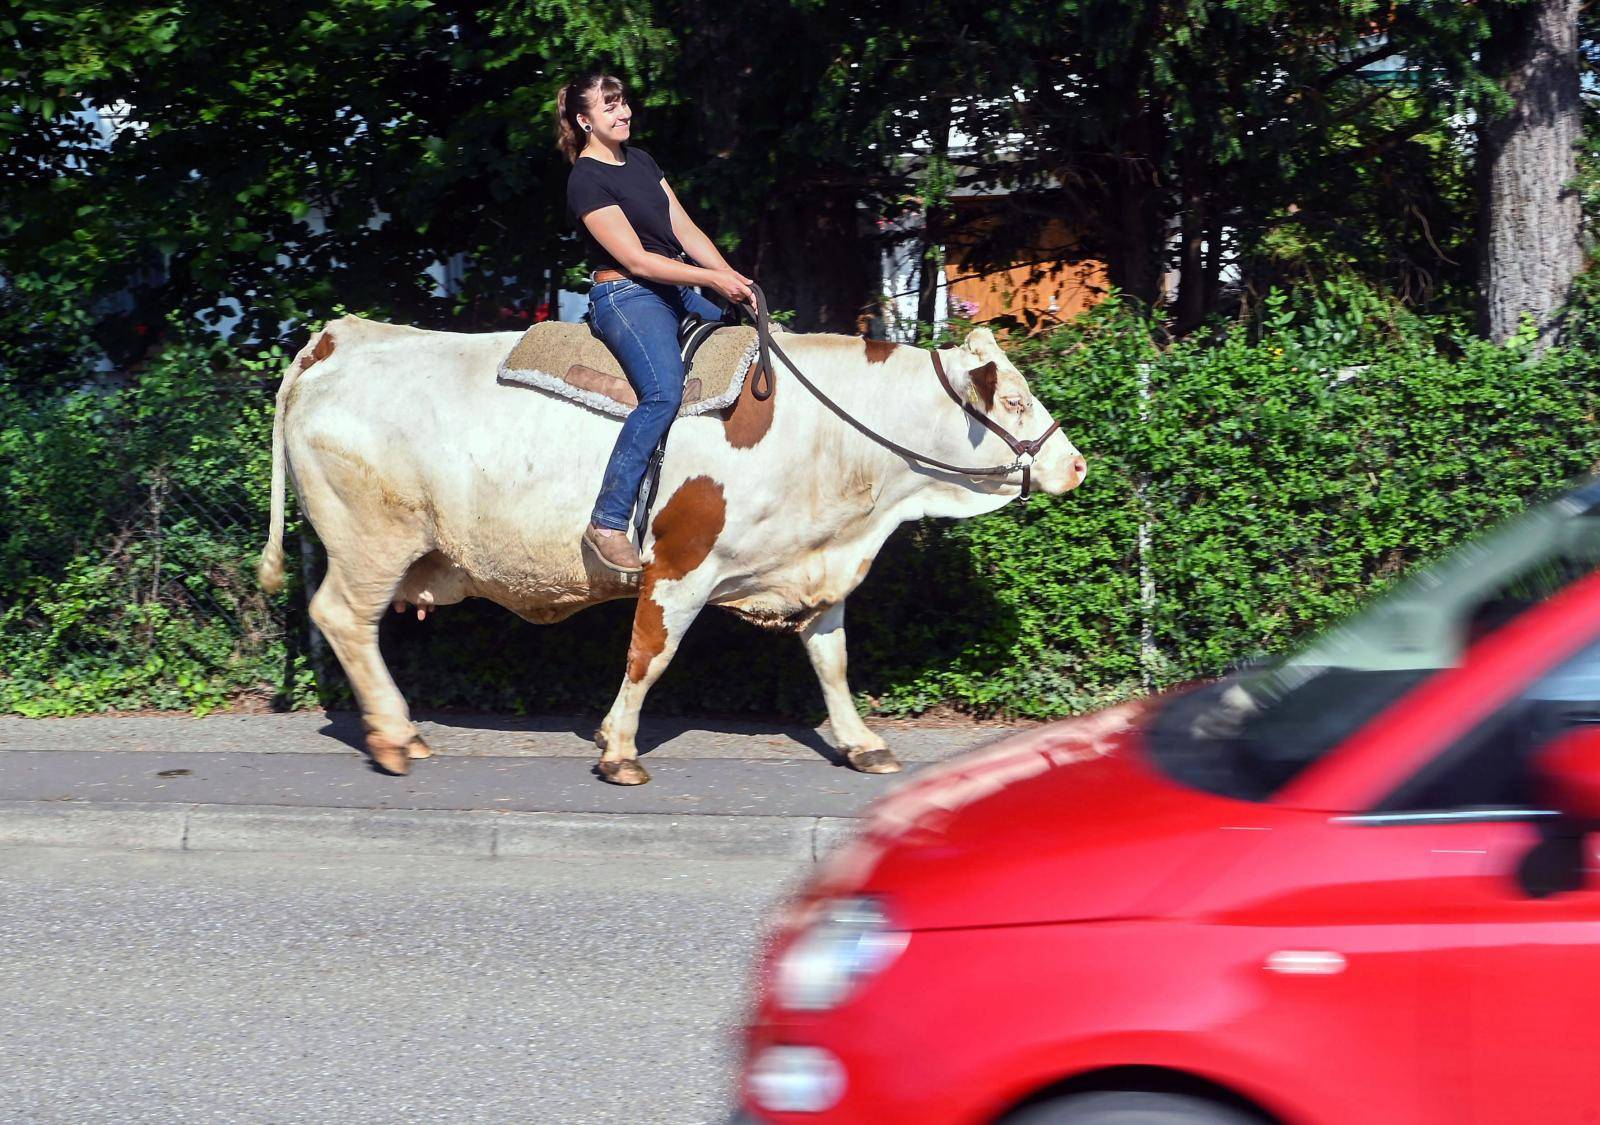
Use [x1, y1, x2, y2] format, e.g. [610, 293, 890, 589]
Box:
[0, 801, 861, 862]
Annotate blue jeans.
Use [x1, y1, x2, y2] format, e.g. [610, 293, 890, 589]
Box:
[587, 278, 724, 530]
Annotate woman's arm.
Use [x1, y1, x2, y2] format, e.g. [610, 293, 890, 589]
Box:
[663, 179, 749, 281]
[583, 204, 753, 304]
[583, 206, 712, 286]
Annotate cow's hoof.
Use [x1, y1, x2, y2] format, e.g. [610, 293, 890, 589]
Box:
[407, 735, 434, 760]
[598, 758, 651, 786]
[846, 747, 902, 774]
[366, 735, 412, 777]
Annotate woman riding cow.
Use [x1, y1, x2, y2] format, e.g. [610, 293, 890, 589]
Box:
[556, 70, 755, 574]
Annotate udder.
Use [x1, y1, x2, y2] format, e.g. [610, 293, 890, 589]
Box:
[391, 549, 636, 624]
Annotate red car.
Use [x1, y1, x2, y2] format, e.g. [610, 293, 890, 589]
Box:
[734, 481, 1600, 1124]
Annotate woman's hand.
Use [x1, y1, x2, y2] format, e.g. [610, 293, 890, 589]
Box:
[706, 269, 755, 308]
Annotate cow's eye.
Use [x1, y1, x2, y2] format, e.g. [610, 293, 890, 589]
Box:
[1003, 395, 1027, 414]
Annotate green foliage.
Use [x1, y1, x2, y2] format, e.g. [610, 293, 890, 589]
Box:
[1, 0, 1557, 359]
[1136, 313, 1600, 680]
[0, 0, 673, 367]
[856, 292, 1600, 714]
[845, 302, 1154, 716]
[1, 331, 302, 715]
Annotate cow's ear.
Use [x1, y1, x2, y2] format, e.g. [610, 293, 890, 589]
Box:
[964, 361, 999, 412]
[963, 327, 1003, 360]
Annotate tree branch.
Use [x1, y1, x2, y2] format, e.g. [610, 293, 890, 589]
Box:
[1314, 42, 1398, 90]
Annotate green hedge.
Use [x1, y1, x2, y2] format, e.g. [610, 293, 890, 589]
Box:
[1136, 302, 1600, 678]
[1, 336, 308, 716]
[5, 293, 1599, 718]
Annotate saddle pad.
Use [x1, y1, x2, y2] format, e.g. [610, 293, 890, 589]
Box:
[496, 320, 761, 418]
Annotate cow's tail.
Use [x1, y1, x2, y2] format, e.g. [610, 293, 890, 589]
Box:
[258, 326, 330, 594]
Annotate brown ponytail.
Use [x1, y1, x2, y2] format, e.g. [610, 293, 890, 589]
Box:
[555, 71, 628, 164]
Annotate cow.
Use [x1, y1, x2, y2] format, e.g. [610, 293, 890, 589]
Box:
[256, 315, 1087, 783]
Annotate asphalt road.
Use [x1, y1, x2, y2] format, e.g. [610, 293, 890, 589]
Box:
[0, 848, 802, 1124]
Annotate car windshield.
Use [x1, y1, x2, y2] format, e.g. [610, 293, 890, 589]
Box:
[1143, 484, 1600, 801]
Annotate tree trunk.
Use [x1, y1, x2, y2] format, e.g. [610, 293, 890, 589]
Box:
[914, 215, 943, 331]
[1202, 216, 1224, 314]
[1102, 99, 1167, 310]
[748, 190, 875, 333]
[1171, 147, 1203, 329]
[1173, 212, 1205, 331]
[915, 100, 954, 333]
[1478, 0, 1583, 349]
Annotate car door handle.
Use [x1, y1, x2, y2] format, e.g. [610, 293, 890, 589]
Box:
[1265, 950, 1347, 975]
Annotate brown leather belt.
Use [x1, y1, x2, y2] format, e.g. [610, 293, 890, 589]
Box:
[591, 268, 630, 284]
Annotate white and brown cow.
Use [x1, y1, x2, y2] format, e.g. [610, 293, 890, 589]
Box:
[256, 315, 1086, 783]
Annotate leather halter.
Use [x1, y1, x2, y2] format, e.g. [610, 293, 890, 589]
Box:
[929, 349, 1061, 498]
[738, 282, 1059, 495]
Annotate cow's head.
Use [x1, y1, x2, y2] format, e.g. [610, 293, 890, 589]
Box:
[951, 327, 1087, 495]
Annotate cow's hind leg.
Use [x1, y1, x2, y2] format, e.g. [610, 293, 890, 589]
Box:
[309, 544, 432, 776]
[800, 602, 901, 774]
[594, 583, 708, 786]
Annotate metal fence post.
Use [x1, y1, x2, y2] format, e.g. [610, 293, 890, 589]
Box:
[1136, 361, 1157, 691]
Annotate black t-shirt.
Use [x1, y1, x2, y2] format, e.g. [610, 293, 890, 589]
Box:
[566, 146, 687, 272]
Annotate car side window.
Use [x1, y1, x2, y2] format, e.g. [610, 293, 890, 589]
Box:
[1379, 635, 1600, 814]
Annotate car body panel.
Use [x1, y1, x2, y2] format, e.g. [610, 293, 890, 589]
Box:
[815, 735, 1266, 932]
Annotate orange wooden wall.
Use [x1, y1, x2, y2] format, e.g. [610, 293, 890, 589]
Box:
[942, 202, 1109, 334]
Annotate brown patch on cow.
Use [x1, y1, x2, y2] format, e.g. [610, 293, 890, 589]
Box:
[722, 361, 776, 449]
[967, 360, 998, 411]
[863, 337, 898, 364]
[625, 476, 727, 681]
[299, 331, 335, 372]
[627, 596, 666, 682]
[650, 476, 726, 577]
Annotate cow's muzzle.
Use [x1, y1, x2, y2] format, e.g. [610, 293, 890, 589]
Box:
[1035, 449, 1088, 496]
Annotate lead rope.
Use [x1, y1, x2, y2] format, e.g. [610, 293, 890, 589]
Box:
[735, 283, 1055, 495]
[747, 283, 774, 401]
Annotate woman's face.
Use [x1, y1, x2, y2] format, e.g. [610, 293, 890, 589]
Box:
[579, 90, 631, 146]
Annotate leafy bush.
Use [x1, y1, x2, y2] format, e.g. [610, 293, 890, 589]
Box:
[1136, 300, 1600, 680]
[1, 332, 307, 715]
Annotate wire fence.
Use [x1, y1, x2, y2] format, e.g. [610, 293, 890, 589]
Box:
[2, 381, 304, 715]
[122, 467, 288, 652]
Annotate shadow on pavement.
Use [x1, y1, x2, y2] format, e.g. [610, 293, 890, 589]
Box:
[314, 711, 848, 768]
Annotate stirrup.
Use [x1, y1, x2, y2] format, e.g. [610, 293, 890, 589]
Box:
[631, 436, 669, 551]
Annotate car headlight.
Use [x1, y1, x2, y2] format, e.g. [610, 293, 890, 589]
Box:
[747, 1045, 846, 1113]
[773, 897, 908, 1011]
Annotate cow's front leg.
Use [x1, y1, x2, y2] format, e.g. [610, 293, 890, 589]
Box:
[595, 579, 707, 785]
[800, 602, 901, 774]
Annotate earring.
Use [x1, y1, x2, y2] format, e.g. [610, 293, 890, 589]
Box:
[582, 123, 592, 133]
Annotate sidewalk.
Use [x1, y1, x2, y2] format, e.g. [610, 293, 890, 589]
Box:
[0, 711, 1020, 860]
